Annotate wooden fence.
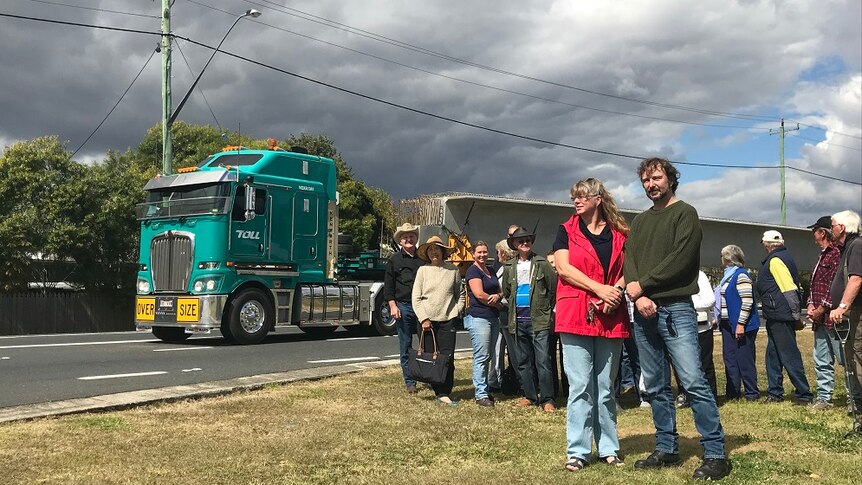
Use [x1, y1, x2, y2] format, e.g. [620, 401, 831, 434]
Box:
[0, 292, 134, 335]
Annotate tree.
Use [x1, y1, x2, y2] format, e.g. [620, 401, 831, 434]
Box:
[0, 136, 78, 290]
[135, 122, 265, 171]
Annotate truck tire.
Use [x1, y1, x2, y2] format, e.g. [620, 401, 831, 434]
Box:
[371, 291, 397, 336]
[152, 326, 191, 343]
[226, 288, 272, 345]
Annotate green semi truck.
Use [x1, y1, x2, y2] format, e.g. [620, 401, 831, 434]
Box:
[134, 144, 394, 344]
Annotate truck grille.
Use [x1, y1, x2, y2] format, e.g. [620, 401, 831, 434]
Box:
[151, 232, 193, 292]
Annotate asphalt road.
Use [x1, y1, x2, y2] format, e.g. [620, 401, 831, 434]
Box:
[0, 328, 472, 409]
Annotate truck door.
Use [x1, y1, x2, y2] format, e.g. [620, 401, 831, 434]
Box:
[293, 193, 320, 264]
[231, 185, 268, 258]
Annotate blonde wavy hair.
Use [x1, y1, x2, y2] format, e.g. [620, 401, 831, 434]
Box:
[570, 177, 629, 235]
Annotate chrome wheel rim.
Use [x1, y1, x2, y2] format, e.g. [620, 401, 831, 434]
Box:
[239, 300, 265, 334]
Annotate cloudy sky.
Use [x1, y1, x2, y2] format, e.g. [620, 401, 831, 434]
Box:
[1, 0, 860, 227]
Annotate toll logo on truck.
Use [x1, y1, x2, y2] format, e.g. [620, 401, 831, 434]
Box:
[235, 230, 261, 240]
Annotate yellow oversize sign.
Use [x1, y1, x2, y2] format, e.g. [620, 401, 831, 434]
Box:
[177, 298, 200, 322]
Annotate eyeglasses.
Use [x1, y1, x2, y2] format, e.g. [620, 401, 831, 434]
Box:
[514, 238, 532, 245]
[832, 223, 843, 228]
[571, 194, 598, 201]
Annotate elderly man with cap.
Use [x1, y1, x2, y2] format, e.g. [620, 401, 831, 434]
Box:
[755, 229, 813, 404]
[805, 216, 843, 410]
[383, 223, 425, 394]
[500, 226, 558, 411]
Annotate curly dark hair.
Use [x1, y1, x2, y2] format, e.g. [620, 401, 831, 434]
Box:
[637, 157, 680, 193]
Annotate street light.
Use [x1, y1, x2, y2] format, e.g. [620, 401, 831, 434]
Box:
[169, 9, 261, 127]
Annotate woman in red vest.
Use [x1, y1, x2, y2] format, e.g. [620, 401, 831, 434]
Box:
[553, 178, 629, 472]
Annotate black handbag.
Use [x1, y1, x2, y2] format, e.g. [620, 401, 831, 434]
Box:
[407, 328, 450, 386]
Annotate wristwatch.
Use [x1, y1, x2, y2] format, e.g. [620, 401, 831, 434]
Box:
[839, 303, 848, 309]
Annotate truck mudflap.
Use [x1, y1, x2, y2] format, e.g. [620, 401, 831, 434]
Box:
[135, 294, 228, 331]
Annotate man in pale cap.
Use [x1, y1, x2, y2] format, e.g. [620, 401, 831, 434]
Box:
[383, 223, 425, 393]
[755, 229, 813, 405]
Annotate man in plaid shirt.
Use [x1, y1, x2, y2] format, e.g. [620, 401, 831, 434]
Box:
[806, 216, 842, 410]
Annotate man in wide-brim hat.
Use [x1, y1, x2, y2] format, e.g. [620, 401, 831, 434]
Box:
[507, 227, 536, 251]
[417, 235, 456, 261]
[383, 222, 424, 394]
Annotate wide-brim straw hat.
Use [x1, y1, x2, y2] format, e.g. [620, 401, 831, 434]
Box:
[393, 222, 420, 241]
[507, 226, 536, 250]
[417, 235, 455, 260]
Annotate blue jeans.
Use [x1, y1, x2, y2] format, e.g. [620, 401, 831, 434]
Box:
[813, 324, 842, 402]
[396, 302, 418, 387]
[633, 300, 725, 459]
[561, 333, 623, 460]
[765, 320, 813, 402]
[515, 320, 555, 405]
[464, 315, 500, 400]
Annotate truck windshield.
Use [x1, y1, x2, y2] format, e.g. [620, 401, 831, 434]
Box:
[135, 183, 232, 220]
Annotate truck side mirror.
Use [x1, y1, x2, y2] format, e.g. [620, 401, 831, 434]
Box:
[244, 184, 256, 221]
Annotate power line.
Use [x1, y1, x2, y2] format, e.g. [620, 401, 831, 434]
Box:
[0, 12, 161, 36]
[4, 12, 858, 186]
[792, 120, 862, 140]
[174, 35, 861, 186]
[187, 0, 773, 133]
[245, 0, 778, 123]
[72, 45, 158, 157]
[174, 40, 221, 130]
[25, 0, 160, 19]
[788, 134, 862, 152]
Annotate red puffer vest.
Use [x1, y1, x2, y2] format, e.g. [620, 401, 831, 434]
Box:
[554, 215, 629, 338]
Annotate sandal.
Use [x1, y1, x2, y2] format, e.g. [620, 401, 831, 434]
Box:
[600, 456, 625, 467]
[564, 457, 587, 472]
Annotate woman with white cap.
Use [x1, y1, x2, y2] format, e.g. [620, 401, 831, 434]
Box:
[412, 236, 465, 404]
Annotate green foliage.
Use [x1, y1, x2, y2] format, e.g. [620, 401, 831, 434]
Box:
[135, 122, 264, 171]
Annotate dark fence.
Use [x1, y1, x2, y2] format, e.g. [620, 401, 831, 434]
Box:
[0, 292, 134, 335]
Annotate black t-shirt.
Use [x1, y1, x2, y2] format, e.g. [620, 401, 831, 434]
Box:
[553, 221, 613, 283]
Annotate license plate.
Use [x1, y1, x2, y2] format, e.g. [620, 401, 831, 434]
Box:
[176, 298, 200, 322]
[136, 297, 156, 321]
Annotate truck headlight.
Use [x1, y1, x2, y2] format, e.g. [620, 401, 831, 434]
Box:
[137, 279, 151, 294]
[193, 277, 221, 293]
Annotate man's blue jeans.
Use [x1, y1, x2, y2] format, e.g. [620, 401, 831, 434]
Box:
[633, 300, 726, 459]
[396, 302, 418, 387]
[813, 324, 842, 402]
[765, 320, 813, 402]
[464, 315, 500, 400]
[515, 320, 555, 405]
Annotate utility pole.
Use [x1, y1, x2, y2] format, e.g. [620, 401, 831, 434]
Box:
[769, 118, 799, 225]
[161, 0, 172, 174]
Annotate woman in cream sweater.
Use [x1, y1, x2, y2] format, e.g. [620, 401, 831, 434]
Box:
[412, 236, 464, 405]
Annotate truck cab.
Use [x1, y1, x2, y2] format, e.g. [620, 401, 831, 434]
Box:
[134, 146, 393, 344]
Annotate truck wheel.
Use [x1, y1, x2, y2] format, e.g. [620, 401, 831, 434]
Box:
[299, 326, 338, 337]
[371, 291, 397, 336]
[152, 326, 191, 343]
[226, 288, 272, 345]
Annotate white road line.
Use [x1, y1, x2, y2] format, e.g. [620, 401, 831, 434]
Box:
[325, 337, 369, 342]
[454, 348, 472, 353]
[78, 371, 168, 381]
[307, 356, 380, 364]
[0, 339, 159, 350]
[383, 353, 401, 358]
[1, 356, 9, 360]
[153, 346, 213, 352]
[181, 368, 203, 372]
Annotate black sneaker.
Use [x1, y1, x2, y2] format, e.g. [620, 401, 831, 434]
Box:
[476, 398, 495, 407]
[692, 458, 731, 480]
[634, 451, 681, 469]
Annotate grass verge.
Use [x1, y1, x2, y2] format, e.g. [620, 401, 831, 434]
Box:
[0, 331, 860, 484]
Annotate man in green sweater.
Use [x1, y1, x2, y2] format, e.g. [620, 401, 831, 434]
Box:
[623, 158, 729, 481]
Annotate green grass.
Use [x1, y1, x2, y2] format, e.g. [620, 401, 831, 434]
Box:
[0, 330, 860, 484]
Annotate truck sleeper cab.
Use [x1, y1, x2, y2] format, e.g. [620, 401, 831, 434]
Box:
[134, 147, 394, 344]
